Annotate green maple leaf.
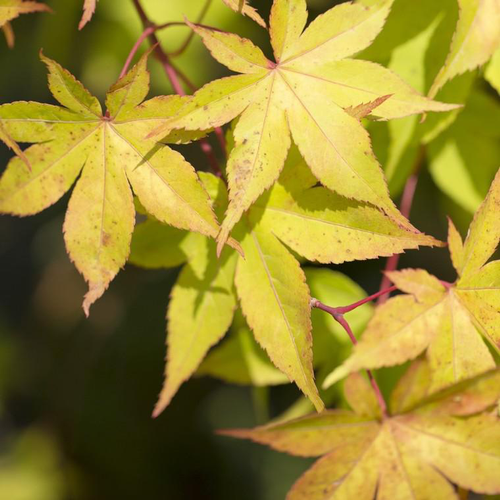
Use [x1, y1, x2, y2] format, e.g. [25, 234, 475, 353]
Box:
[0, 53, 226, 315]
[223, 362, 500, 499]
[130, 147, 440, 416]
[79, 0, 97, 30]
[324, 169, 500, 393]
[359, 0, 469, 196]
[151, 0, 458, 252]
[0, 0, 50, 47]
[197, 311, 289, 387]
[428, 88, 500, 213]
[428, 0, 500, 98]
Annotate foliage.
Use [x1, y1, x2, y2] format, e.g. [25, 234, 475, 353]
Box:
[1, 0, 500, 498]
[225, 365, 500, 499]
[324, 171, 500, 392]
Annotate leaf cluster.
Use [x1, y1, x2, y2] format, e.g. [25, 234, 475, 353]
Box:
[1, 0, 500, 498]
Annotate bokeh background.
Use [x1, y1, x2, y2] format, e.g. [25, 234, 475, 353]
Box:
[0, 1, 498, 499]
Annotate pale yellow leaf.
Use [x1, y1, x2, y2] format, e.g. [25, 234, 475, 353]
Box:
[426, 291, 495, 393]
[448, 217, 465, 275]
[153, 240, 238, 415]
[235, 224, 324, 411]
[269, 0, 307, 62]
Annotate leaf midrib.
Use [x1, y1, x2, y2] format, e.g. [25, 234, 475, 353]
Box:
[263, 205, 423, 242]
[0, 123, 100, 204]
[280, 4, 382, 65]
[393, 417, 500, 461]
[109, 124, 215, 235]
[278, 69, 385, 208]
[249, 230, 309, 391]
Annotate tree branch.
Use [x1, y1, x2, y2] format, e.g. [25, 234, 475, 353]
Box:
[130, 0, 223, 176]
[312, 297, 388, 418]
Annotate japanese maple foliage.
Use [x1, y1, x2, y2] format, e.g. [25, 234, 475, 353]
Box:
[1, 0, 500, 498]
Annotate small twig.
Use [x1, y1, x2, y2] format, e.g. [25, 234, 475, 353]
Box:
[119, 22, 182, 79]
[130, 0, 224, 177]
[335, 286, 397, 315]
[168, 0, 213, 57]
[312, 298, 388, 418]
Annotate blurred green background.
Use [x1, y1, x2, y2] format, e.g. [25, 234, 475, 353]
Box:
[0, 1, 498, 499]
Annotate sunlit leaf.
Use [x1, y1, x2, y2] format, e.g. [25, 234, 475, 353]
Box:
[224, 368, 500, 499]
[0, 53, 223, 315]
[428, 0, 500, 98]
[323, 172, 500, 391]
[152, 0, 457, 251]
[132, 145, 439, 413]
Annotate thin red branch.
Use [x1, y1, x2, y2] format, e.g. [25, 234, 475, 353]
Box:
[336, 286, 397, 314]
[312, 298, 388, 418]
[168, 0, 213, 57]
[312, 286, 396, 317]
[130, 0, 224, 176]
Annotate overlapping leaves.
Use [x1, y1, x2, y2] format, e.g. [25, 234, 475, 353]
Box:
[324, 169, 500, 393]
[364, 0, 500, 198]
[130, 148, 440, 416]
[0, 54, 225, 314]
[428, 0, 500, 98]
[152, 0, 457, 252]
[223, 362, 500, 499]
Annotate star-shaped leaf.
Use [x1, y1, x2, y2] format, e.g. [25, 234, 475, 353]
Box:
[151, 0, 457, 253]
[0, 53, 225, 315]
[79, 0, 97, 30]
[428, 0, 500, 98]
[324, 169, 500, 392]
[223, 363, 500, 499]
[0, 0, 50, 47]
[131, 147, 440, 416]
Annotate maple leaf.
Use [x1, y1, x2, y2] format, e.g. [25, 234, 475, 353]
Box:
[0, 52, 225, 316]
[221, 0, 266, 28]
[222, 362, 500, 499]
[151, 0, 458, 253]
[79, 0, 97, 30]
[428, 0, 500, 98]
[130, 147, 440, 416]
[0, 0, 51, 48]
[323, 169, 500, 393]
[0, 121, 30, 169]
